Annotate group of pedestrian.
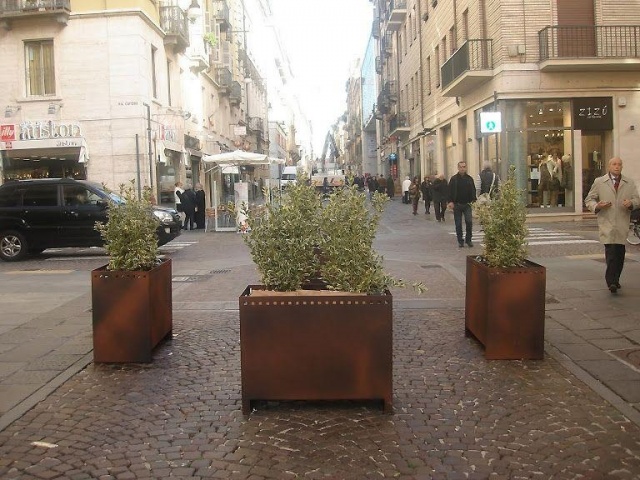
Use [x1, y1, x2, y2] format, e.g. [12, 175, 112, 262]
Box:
[402, 174, 448, 221]
[174, 181, 206, 230]
[365, 173, 396, 198]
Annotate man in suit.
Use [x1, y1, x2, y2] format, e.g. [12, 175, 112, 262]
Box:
[585, 157, 640, 294]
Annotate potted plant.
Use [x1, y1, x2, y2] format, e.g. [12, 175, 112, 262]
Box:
[467, 165, 546, 360]
[203, 32, 218, 48]
[238, 179, 419, 414]
[92, 181, 173, 363]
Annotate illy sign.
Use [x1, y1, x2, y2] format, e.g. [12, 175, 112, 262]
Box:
[0, 124, 17, 142]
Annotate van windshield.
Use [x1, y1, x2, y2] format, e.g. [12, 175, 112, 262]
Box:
[281, 174, 296, 180]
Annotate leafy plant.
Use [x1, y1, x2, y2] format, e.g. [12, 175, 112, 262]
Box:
[95, 180, 160, 271]
[474, 165, 528, 268]
[203, 32, 218, 47]
[241, 177, 422, 294]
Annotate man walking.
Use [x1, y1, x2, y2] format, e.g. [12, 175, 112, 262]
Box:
[447, 161, 477, 247]
[584, 157, 639, 294]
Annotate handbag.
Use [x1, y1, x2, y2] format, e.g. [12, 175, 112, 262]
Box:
[476, 173, 496, 205]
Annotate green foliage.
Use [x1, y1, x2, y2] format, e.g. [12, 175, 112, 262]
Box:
[95, 180, 160, 271]
[474, 165, 529, 268]
[242, 177, 423, 294]
[203, 32, 218, 47]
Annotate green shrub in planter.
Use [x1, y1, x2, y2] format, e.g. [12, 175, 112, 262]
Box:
[95, 181, 160, 271]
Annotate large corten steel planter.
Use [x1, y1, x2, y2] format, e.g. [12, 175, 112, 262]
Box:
[239, 286, 393, 414]
[92, 259, 173, 363]
[465, 256, 546, 360]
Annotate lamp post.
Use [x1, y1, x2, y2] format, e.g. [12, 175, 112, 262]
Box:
[142, 102, 153, 193]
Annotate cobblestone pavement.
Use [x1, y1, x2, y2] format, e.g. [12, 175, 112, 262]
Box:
[1, 305, 640, 479]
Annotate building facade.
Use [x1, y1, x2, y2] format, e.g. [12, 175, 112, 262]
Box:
[367, 0, 640, 217]
[0, 0, 311, 209]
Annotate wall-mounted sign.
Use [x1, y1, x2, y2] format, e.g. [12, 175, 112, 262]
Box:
[388, 152, 397, 162]
[480, 112, 502, 133]
[18, 120, 82, 140]
[572, 97, 613, 131]
[0, 124, 16, 142]
[234, 125, 247, 136]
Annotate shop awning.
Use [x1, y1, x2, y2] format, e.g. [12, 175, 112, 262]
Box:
[0, 138, 89, 163]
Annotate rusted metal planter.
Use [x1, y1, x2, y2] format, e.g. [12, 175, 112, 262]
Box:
[239, 285, 393, 414]
[91, 259, 173, 363]
[465, 256, 546, 360]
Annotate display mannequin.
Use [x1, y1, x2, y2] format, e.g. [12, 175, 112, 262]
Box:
[561, 154, 574, 207]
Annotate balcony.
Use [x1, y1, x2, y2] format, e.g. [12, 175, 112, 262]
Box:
[372, 18, 380, 39]
[0, 0, 71, 29]
[213, 0, 230, 32]
[229, 81, 242, 106]
[382, 31, 393, 57]
[375, 56, 382, 74]
[441, 39, 493, 97]
[160, 5, 189, 53]
[386, 0, 406, 32]
[389, 112, 409, 135]
[383, 80, 398, 102]
[539, 25, 640, 72]
[248, 116, 264, 132]
[216, 67, 232, 93]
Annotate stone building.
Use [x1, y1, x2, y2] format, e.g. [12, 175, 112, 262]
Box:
[368, 0, 640, 217]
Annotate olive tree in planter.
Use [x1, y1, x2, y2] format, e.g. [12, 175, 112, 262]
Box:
[238, 179, 418, 414]
[467, 165, 546, 360]
[92, 181, 172, 363]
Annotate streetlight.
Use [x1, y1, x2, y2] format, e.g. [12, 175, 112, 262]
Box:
[187, 0, 201, 22]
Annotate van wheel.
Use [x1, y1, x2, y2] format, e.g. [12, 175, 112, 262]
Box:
[0, 231, 29, 261]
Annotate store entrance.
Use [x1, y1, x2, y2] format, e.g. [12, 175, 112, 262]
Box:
[581, 132, 605, 211]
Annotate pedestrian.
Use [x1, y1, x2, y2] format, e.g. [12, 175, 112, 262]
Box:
[367, 175, 378, 200]
[386, 174, 395, 198]
[180, 183, 197, 231]
[377, 174, 386, 196]
[421, 175, 433, 214]
[476, 161, 500, 196]
[447, 161, 477, 247]
[194, 182, 206, 229]
[431, 174, 448, 222]
[409, 176, 421, 215]
[174, 181, 185, 224]
[584, 157, 639, 294]
[402, 175, 411, 204]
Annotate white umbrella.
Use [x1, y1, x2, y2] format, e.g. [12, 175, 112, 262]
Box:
[202, 150, 285, 165]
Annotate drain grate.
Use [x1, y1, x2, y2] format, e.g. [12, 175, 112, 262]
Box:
[420, 264, 441, 269]
[210, 269, 231, 274]
[173, 275, 213, 282]
[611, 348, 640, 369]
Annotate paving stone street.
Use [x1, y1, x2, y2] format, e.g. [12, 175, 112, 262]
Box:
[1, 199, 640, 479]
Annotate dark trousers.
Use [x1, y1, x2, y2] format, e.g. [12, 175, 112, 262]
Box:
[403, 192, 409, 204]
[434, 200, 447, 221]
[604, 243, 626, 286]
[453, 203, 473, 243]
[183, 208, 195, 230]
[424, 199, 431, 213]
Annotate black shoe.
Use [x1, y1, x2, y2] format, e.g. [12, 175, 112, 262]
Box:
[466, 241, 474, 247]
[608, 284, 618, 294]
[615, 283, 621, 289]
[458, 241, 464, 248]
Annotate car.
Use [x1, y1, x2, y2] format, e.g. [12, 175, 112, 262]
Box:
[0, 178, 181, 261]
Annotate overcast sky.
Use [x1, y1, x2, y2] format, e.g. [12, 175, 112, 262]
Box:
[270, 0, 373, 154]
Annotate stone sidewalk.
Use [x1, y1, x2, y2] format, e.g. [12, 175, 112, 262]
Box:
[0, 198, 640, 478]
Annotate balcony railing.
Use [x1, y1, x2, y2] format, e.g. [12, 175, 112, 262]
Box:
[441, 39, 493, 90]
[213, 0, 230, 31]
[386, 0, 407, 32]
[229, 81, 242, 105]
[539, 25, 640, 61]
[216, 67, 232, 91]
[248, 116, 263, 132]
[389, 112, 409, 133]
[375, 56, 382, 74]
[160, 5, 189, 53]
[0, 0, 70, 26]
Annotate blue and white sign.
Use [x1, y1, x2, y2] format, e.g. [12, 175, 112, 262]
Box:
[480, 112, 502, 133]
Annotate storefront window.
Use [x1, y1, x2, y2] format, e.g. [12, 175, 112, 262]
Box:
[503, 100, 573, 210]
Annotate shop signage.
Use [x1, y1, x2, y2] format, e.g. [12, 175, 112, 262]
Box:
[1, 124, 16, 142]
[480, 112, 502, 133]
[158, 124, 178, 143]
[18, 120, 83, 140]
[233, 125, 247, 136]
[572, 97, 613, 131]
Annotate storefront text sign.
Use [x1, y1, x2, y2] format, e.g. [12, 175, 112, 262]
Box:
[19, 120, 83, 140]
[572, 97, 613, 131]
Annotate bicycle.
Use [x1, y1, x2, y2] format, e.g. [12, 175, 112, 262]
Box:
[627, 209, 640, 245]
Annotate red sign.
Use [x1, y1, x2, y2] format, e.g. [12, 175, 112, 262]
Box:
[0, 124, 16, 142]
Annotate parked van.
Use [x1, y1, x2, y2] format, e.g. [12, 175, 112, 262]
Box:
[280, 166, 297, 188]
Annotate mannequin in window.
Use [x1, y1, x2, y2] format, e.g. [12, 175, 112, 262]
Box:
[538, 152, 562, 207]
[561, 154, 574, 207]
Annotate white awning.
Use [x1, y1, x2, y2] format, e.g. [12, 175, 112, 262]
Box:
[202, 149, 285, 166]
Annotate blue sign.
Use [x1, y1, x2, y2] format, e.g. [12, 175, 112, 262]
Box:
[388, 153, 397, 162]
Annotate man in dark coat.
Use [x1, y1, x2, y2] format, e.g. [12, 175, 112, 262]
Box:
[431, 174, 448, 222]
[447, 161, 477, 248]
[179, 184, 197, 231]
[194, 183, 206, 229]
[420, 175, 433, 214]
